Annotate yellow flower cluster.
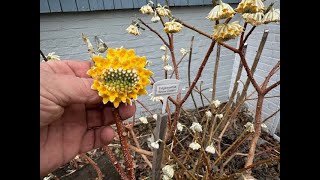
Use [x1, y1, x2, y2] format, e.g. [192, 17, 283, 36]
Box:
[235, 0, 264, 13]
[242, 12, 264, 26]
[206, 1, 235, 21]
[87, 48, 153, 108]
[212, 21, 243, 42]
[262, 8, 280, 24]
[164, 20, 183, 33]
[156, 5, 171, 17]
[140, 4, 154, 14]
[126, 25, 140, 36]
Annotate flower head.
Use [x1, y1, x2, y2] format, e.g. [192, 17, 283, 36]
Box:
[190, 122, 202, 133]
[151, 12, 161, 23]
[180, 48, 188, 55]
[126, 24, 140, 36]
[206, 0, 236, 21]
[139, 117, 148, 124]
[46, 52, 60, 61]
[160, 45, 167, 51]
[151, 141, 159, 149]
[156, 4, 171, 17]
[212, 21, 243, 42]
[216, 114, 224, 119]
[87, 47, 153, 108]
[205, 111, 212, 118]
[153, 114, 158, 120]
[235, 0, 265, 14]
[205, 144, 216, 154]
[211, 99, 221, 108]
[189, 141, 201, 150]
[242, 12, 264, 26]
[162, 55, 170, 61]
[177, 122, 183, 131]
[164, 64, 173, 71]
[164, 20, 183, 33]
[244, 122, 255, 132]
[140, 4, 154, 14]
[262, 8, 280, 24]
[162, 165, 175, 178]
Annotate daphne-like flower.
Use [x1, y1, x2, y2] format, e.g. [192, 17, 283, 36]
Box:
[87, 48, 153, 108]
[160, 45, 167, 51]
[216, 114, 223, 119]
[242, 12, 264, 26]
[126, 24, 140, 36]
[261, 123, 268, 130]
[263, 8, 280, 24]
[164, 64, 173, 71]
[190, 122, 202, 133]
[205, 111, 212, 118]
[235, 0, 265, 14]
[212, 21, 243, 42]
[177, 122, 183, 131]
[156, 4, 171, 17]
[205, 144, 216, 154]
[139, 117, 148, 124]
[162, 55, 170, 61]
[206, 0, 235, 21]
[164, 20, 183, 33]
[140, 4, 154, 14]
[244, 122, 255, 132]
[151, 11, 160, 23]
[46, 52, 60, 61]
[153, 114, 158, 120]
[211, 99, 221, 108]
[163, 175, 171, 180]
[189, 141, 201, 150]
[180, 48, 188, 55]
[162, 165, 174, 178]
[150, 94, 164, 102]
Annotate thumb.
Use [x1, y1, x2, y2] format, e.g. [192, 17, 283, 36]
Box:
[41, 72, 101, 106]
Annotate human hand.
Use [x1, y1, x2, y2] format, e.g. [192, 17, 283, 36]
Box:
[40, 60, 136, 177]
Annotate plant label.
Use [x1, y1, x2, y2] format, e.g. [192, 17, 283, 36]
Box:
[152, 79, 181, 114]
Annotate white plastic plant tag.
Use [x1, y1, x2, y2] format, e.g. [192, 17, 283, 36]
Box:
[152, 79, 181, 114]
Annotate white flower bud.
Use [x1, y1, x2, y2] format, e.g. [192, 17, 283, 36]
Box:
[190, 122, 202, 133]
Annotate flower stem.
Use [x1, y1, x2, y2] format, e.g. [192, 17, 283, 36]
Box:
[113, 108, 135, 180]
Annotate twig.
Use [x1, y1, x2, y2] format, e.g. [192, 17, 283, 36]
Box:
[113, 108, 135, 179]
[40, 50, 48, 62]
[264, 80, 280, 95]
[81, 154, 103, 180]
[175, 19, 211, 39]
[164, 145, 198, 180]
[129, 144, 153, 157]
[136, 100, 153, 116]
[262, 108, 280, 123]
[246, 95, 280, 100]
[127, 126, 153, 168]
[262, 61, 280, 90]
[187, 36, 199, 116]
[138, 18, 169, 48]
[180, 40, 216, 105]
[103, 146, 129, 180]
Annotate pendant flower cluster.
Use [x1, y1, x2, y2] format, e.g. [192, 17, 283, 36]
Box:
[87, 47, 153, 108]
[206, 0, 235, 21]
[212, 21, 243, 42]
[164, 20, 183, 33]
[235, 0, 265, 13]
[242, 12, 264, 26]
